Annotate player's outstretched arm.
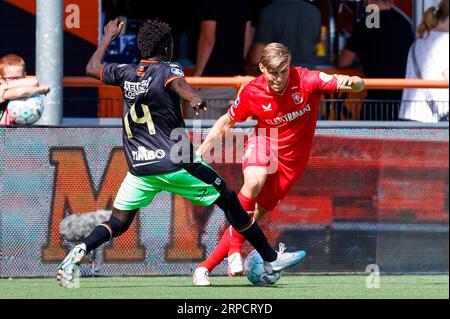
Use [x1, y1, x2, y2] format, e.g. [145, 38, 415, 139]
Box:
[86, 19, 124, 80]
[196, 113, 235, 158]
[334, 74, 365, 93]
[169, 78, 207, 116]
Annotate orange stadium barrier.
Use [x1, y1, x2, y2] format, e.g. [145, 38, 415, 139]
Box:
[63, 76, 449, 89]
[63, 76, 449, 118]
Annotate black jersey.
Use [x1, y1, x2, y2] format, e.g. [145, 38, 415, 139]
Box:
[101, 59, 194, 176]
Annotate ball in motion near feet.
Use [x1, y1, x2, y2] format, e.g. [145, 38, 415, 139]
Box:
[244, 250, 282, 285]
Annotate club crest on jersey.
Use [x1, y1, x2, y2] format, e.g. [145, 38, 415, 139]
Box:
[262, 103, 272, 112]
[136, 65, 146, 77]
[291, 93, 303, 105]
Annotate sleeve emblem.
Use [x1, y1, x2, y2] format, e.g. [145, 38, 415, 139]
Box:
[319, 72, 333, 83]
[170, 67, 185, 77]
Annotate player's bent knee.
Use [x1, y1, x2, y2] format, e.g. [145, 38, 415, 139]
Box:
[242, 179, 265, 198]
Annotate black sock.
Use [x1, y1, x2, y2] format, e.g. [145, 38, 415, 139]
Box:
[83, 224, 111, 253]
[239, 223, 277, 262]
[215, 189, 277, 262]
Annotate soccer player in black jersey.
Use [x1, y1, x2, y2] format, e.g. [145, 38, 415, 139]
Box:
[56, 19, 304, 287]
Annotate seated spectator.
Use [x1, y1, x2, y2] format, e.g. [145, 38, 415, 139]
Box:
[247, 0, 321, 68]
[399, 0, 449, 122]
[337, 0, 414, 121]
[0, 54, 50, 125]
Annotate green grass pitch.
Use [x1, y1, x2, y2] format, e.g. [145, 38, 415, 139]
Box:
[0, 275, 448, 299]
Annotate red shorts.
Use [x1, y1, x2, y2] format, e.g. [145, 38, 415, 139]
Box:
[242, 136, 308, 210]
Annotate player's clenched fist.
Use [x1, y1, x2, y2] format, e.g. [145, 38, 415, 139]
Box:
[104, 18, 124, 40]
[334, 74, 365, 92]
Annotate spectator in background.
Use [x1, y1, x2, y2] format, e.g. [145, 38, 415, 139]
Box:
[337, 0, 414, 121]
[193, 0, 252, 118]
[0, 54, 49, 125]
[247, 0, 321, 68]
[400, 0, 449, 122]
[248, 0, 273, 45]
[194, 0, 252, 77]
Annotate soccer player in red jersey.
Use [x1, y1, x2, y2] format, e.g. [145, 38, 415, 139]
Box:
[193, 43, 365, 285]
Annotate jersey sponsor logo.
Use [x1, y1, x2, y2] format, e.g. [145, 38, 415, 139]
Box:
[291, 92, 303, 105]
[124, 78, 152, 99]
[170, 67, 185, 77]
[214, 178, 222, 186]
[132, 146, 166, 162]
[265, 104, 311, 125]
[262, 103, 272, 112]
[319, 72, 333, 83]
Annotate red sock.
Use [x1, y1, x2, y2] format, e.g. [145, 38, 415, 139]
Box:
[199, 227, 232, 272]
[199, 192, 257, 272]
[229, 192, 256, 255]
[238, 191, 256, 211]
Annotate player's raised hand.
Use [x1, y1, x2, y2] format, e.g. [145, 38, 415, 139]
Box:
[104, 18, 125, 40]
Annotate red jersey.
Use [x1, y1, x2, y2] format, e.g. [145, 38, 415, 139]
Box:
[228, 67, 338, 164]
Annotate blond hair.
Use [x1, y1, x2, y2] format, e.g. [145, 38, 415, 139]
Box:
[260, 43, 291, 73]
[0, 54, 26, 76]
[418, 0, 449, 38]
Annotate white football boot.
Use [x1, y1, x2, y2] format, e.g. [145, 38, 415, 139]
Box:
[56, 244, 86, 288]
[227, 252, 244, 276]
[193, 267, 211, 286]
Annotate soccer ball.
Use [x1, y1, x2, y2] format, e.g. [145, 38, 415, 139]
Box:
[244, 250, 282, 285]
[7, 94, 44, 125]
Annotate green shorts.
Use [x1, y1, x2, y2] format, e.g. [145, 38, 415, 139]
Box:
[113, 161, 223, 211]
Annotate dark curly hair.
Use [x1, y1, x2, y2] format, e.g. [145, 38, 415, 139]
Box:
[137, 19, 172, 60]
